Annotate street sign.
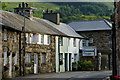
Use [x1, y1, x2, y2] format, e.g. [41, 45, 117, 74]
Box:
[82, 46, 97, 56]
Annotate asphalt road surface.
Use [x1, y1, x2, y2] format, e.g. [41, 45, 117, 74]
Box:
[14, 71, 112, 80]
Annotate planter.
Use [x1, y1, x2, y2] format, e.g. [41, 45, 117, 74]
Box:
[4, 64, 9, 71]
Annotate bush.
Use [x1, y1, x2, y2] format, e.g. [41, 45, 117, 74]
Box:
[77, 60, 93, 71]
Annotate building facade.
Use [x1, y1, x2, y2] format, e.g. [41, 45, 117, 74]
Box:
[68, 20, 112, 70]
[1, 3, 83, 79]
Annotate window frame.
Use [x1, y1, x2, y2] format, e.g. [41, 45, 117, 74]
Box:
[60, 37, 63, 46]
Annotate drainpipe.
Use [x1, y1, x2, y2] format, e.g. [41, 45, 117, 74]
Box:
[19, 32, 22, 76]
[58, 36, 60, 72]
[22, 4, 26, 76]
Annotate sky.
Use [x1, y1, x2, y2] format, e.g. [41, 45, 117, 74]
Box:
[1, 0, 115, 2]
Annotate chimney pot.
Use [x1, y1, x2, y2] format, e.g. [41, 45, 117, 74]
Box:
[22, 2, 25, 8]
[25, 3, 29, 7]
[46, 8, 49, 13]
[19, 4, 21, 8]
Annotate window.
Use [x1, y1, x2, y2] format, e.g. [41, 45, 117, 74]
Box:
[89, 38, 93, 43]
[25, 53, 31, 63]
[83, 40, 89, 47]
[60, 37, 63, 46]
[73, 38, 76, 47]
[41, 35, 44, 44]
[26, 33, 33, 43]
[33, 33, 39, 44]
[4, 29, 7, 41]
[47, 35, 51, 45]
[41, 53, 46, 64]
[14, 32, 17, 42]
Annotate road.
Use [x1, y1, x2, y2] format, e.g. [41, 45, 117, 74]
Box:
[15, 71, 112, 80]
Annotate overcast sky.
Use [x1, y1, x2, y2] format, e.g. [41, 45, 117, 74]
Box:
[1, 0, 115, 2]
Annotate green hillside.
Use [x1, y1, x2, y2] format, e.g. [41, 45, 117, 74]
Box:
[0, 2, 114, 23]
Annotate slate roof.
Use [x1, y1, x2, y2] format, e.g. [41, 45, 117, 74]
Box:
[68, 20, 112, 32]
[0, 10, 83, 38]
[0, 10, 65, 35]
[33, 18, 83, 38]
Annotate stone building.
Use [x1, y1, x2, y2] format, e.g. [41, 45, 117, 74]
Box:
[0, 9, 62, 78]
[1, 3, 83, 79]
[68, 20, 112, 70]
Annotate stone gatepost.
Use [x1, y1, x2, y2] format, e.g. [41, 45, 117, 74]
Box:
[98, 53, 101, 71]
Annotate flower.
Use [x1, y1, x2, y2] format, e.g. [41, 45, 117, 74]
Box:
[5, 64, 10, 67]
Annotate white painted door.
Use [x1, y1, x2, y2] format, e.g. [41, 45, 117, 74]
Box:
[34, 53, 38, 74]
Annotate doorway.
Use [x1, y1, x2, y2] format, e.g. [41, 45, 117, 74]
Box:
[65, 53, 68, 71]
[69, 53, 72, 71]
[34, 53, 38, 74]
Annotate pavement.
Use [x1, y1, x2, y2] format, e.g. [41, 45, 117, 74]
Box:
[13, 71, 112, 80]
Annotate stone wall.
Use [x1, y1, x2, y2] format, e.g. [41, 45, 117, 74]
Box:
[78, 30, 112, 70]
[2, 28, 20, 78]
[21, 34, 56, 75]
[78, 30, 112, 54]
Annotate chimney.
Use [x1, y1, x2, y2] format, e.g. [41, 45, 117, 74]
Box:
[14, 2, 34, 20]
[43, 9, 60, 25]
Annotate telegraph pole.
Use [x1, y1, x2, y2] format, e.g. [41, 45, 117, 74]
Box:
[112, 2, 117, 79]
[22, 2, 26, 76]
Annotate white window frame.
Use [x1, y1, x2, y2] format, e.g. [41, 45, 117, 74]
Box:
[25, 53, 31, 63]
[47, 35, 51, 45]
[60, 37, 63, 46]
[41, 34, 44, 44]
